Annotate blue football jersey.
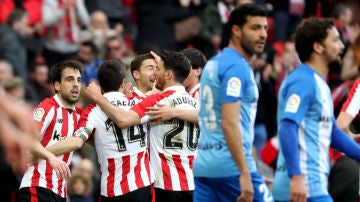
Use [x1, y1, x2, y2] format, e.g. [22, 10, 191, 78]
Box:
[194, 48, 259, 177]
[273, 64, 334, 200]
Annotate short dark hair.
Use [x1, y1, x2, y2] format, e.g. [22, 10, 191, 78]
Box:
[228, 4, 268, 29]
[130, 53, 154, 74]
[50, 60, 82, 84]
[97, 59, 126, 93]
[159, 50, 191, 84]
[294, 18, 335, 62]
[81, 41, 98, 55]
[7, 9, 27, 25]
[181, 48, 207, 70]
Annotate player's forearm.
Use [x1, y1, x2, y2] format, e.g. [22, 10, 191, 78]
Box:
[45, 137, 84, 156]
[29, 140, 59, 161]
[279, 119, 301, 177]
[95, 95, 140, 128]
[95, 95, 126, 126]
[174, 109, 199, 124]
[222, 121, 250, 174]
[336, 112, 354, 138]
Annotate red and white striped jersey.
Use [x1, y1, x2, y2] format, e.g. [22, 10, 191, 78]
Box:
[75, 92, 154, 197]
[341, 79, 360, 117]
[188, 83, 200, 100]
[20, 95, 81, 198]
[132, 86, 200, 191]
[132, 87, 147, 98]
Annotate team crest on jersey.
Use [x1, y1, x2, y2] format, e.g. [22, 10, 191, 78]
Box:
[33, 108, 45, 121]
[226, 77, 241, 97]
[285, 94, 301, 113]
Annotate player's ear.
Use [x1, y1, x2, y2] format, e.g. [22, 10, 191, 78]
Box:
[314, 42, 324, 54]
[231, 25, 241, 38]
[132, 70, 140, 80]
[194, 68, 202, 77]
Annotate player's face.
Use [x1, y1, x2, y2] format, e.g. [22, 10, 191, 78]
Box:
[321, 26, 344, 65]
[155, 60, 166, 91]
[239, 16, 268, 55]
[183, 66, 200, 89]
[55, 67, 81, 106]
[137, 59, 157, 91]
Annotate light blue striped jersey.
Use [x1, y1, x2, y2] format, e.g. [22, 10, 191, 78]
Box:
[194, 48, 258, 177]
[273, 64, 334, 200]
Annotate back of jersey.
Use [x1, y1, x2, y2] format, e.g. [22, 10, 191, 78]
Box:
[143, 86, 200, 191]
[79, 92, 153, 197]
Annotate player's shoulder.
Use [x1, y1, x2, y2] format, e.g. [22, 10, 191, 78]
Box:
[33, 97, 56, 121]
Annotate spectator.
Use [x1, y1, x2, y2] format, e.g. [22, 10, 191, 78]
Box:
[28, 62, 52, 103]
[78, 41, 102, 85]
[0, 9, 30, 81]
[68, 171, 94, 202]
[80, 10, 123, 59]
[42, 0, 90, 68]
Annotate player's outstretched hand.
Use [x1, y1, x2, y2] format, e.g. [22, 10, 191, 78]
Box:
[123, 82, 133, 97]
[290, 175, 307, 202]
[146, 103, 175, 121]
[237, 173, 254, 202]
[86, 82, 102, 102]
[48, 154, 71, 180]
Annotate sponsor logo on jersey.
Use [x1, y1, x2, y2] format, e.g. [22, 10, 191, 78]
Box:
[33, 108, 45, 122]
[285, 94, 301, 113]
[226, 77, 241, 97]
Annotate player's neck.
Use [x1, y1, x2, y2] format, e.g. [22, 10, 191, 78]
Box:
[137, 85, 150, 94]
[228, 40, 253, 62]
[305, 57, 329, 78]
[185, 82, 199, 93]
[57, 95, 75, 109]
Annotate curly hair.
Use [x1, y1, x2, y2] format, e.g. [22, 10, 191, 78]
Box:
[294, 18, 335, 62]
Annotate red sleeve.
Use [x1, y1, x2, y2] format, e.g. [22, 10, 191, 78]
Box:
[131, 90, 175, 118]
[78, 103, 96, 128]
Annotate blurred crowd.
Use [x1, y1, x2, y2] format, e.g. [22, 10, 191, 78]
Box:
[1, 0, 360, 201]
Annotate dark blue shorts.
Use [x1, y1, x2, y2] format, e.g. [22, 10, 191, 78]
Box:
[194, 172, 273, 202]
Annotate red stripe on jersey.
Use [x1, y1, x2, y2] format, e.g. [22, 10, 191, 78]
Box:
[72, 109, 79, 132]
[30, 164, 40, 202]
[59, 153, 70, 196]
[45, 163, 53, 191]
[120, 156, 131, 194]
[78, 104, 96, 129]
[58, 108, 69, 196]
[341, 80, 360, 114]
[134, 152, 145, 188]
[132, 90, 176, 118]
[107, 158, 115, 197]
[172, 155, 188, 190]
[145, 152, 151, 182]
[41, 108, 56, 146]
[188, 155, 194, 169]
[159, 153, 172, 190]
[29, 186, 38, 202]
